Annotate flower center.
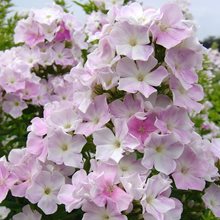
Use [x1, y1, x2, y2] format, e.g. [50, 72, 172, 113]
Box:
[9, 79, 15, 84]
[114, 140, 121, 148]
[14, 101, 20, 106]
[61, 143, 68, 151]
[167, 122, 174, 131]
[120, 165, 128, 172]
[103, 214, 110, 220]
[58, 53, 63, 58]
[105, 185, 115, 196]
[28, 58, 33, 63]
[160, 23, 169, 32]
[155, 145, 163, 153]
[93, 117, 100, 124]
[181, 166, 189, 175]
[138, 126, 146, 133]
[137, 73, 145, 82]
[44, 187, 51, 195]
[129, 38, 137, 47]
[146, 196, 154, 204]
[64, 123, 71, 129]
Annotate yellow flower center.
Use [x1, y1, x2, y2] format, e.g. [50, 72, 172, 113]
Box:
[129, 38, 137, 47]
[44, 187, 51, 195]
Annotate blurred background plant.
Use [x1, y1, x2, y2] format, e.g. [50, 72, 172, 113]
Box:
[0, 0, 21, 50]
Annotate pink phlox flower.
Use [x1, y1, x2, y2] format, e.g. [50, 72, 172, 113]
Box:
[93, 119, 139, 162]
[155, 105, 193, 144]
[116, 56, 168, 98]
[142, 133, 184, 175]
[110, 21, 153, 61]
[75, 95, 111, 137]
[150, 3, 191, 49]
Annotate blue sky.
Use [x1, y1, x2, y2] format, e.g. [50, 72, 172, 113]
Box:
[12, 0, 220, 40]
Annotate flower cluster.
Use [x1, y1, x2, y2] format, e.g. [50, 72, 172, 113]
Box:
[0, 1, 220, 219]
[0, 4, 87, 118]
[192, 48, 220, 139]
[207, 48, 220, 74]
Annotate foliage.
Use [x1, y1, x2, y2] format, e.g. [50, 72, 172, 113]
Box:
[202, 36, 220, 51]
[73, 0, 99, 14]
[0, 0, 21, 50]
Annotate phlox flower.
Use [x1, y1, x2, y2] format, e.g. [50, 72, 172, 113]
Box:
[26, 132, 47, 162]
[52, 84, 75, 102]
[187, 135, 219, 182]
[66, 64, 94, 88]
[8, 149, 42, 197]
[72, 87, 94, 114]
[12, 205, 41, 220]
[55, 22, 71, 42]
[0, 67, 27, 93]
[32, 6, 63, 41]
[37, 45, 54, 66]
[109, 94, 143, 120]
[49, 107, 81, 132]
[2, 94, 27, 118]
[97, 69, 120, 90]
[116, 2, 158, 26]
[75, 95, 111, 136]
[26, 117, 47, 162]
[155, 106, 193, 144]
[128, 113, 157, 144]
[0, 206, 10, 220]
[58, 170, 89, 212]
[116, 56, 168, 98]
[202, 184, 220, 217]
[0, 158, 17, 203]
[82, 201, 127, 220]
[143, 198, 183, 220]
[52, 43, 76, 66]
[28, 117, 47, 137]
[86, 37, 118, 71]
[47, 129, 86, 168]
[144, 93, 172, 112]
[120, 173, 145, 200]
[170, 76, 204, 113]
[150, 3, 191, 49]
[110, 22, 153, 61]
[141, 174, 175, 220]
[165, 47, 199, 89]
[117, 154, 147, 177]
[89, 163, 132, 212]
[85, 11, 108, 42]
[142, 133, 184, 175]
[41, 22, 59, 42]
[14, 18, 44, 47]
[31, 5, 62, 26]
[26, 171, 65, 214]
[104, 0, 124, 10]
[16, 46, 40, 66]
[172, 147, 206, 191]
[62, 13, 83, 33]
[93, 119, 139, 162]
[20, 81, 40, 100]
